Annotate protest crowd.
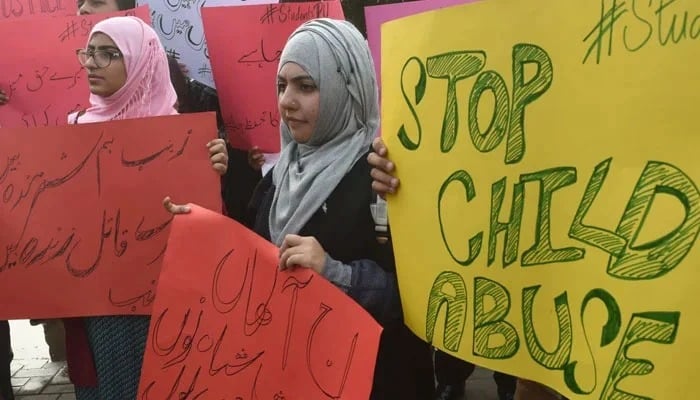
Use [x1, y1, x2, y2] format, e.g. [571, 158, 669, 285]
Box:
[0, 0, 681, 399]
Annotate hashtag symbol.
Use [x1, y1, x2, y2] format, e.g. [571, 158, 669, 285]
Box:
[58, 20, 79, 42]
[259, 5, 276, 24]
[583, 0, 628, 64]
[165, 48, 181, 60]
[198, 63, 211, 76]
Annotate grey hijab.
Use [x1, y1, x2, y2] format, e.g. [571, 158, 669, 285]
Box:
[268, 18, 379, 246]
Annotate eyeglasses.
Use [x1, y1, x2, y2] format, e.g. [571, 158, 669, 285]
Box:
[76, 49, 122, 68]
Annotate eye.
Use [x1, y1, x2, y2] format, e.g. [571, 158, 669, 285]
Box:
[95, 51, 109, 62]
[276, 82, 286, 94]
[299, 81, 317, 93]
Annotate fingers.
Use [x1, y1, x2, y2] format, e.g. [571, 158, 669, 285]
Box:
[279, 247, 302, 271]
[209, 146, 228, 160]
[248, 146, 262, 157]
[371, 137, 387, 156]
[370, 166, 399, 188]
[253, 154, 265, 163]
[163, 196, 191, 214]
[207, 139, 227, 156]
[370, 167, 399, 198]
[210, 152, 227, 165]
[280, 234, 303, 251]
[284, 254, 307, 270]
[207, 138, 226, 146]
[279, 234, 304, 270]
[211, 162, 227, 176]
[247, 147, 265, 171]
[178, 63, 189, 76]
[0, 90, 7, 106]
[162, 196, 173, 212]
[208, 139, 228, 176]
[372, 182, 392, 199]
[367, 151, 395, 173]
[368, 143, 399, 196]
[279, 248, 291, 270]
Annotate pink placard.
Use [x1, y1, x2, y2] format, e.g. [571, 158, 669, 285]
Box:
[365, 0, 478, 89]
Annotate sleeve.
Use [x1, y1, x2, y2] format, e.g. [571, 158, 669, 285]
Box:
[184, 79, 222, 124]
[322, 191, 403, 326]
[322, 255, 403, 326]
[221, 145, 263, 223]
[243, 170, 274, 232]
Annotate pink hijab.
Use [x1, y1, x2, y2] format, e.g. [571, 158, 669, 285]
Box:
[70, 16, 178, 124]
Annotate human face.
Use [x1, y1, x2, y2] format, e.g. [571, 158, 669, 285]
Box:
[77, 0, 119, 15]
[79, 33, 127, 98]
[277, 62, 320, 144]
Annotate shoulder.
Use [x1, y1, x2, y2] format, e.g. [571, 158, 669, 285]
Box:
[68, 110, 86, 124]
[322, 153, 374, 224]
[332, 152, 373, 199]
[250, 169, 275, 215]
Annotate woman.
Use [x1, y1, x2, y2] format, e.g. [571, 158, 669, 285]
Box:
[166, 18, 434, 399]
[65, 16, 228, 400]
[77, 0, 264, 222]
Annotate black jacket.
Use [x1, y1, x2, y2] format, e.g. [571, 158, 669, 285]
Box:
[246, 156, 434, 399]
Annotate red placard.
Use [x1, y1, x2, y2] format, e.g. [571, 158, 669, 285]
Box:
[0, 112, 222, 318]
[138, 205, 381, 400]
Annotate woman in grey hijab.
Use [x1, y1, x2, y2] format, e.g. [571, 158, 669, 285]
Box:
[261, 18, 433, 398]
[259, 18, 434, 399]
[166, 18, 434, 399]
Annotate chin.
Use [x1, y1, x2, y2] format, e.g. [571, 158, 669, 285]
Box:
[89, 88, 105, 96]
[88, 85, 114, 98]
[290, 130, 311, 144]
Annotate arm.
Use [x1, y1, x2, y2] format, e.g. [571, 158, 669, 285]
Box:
[280, 196, 402, 327]
[322, 196, 401, 325]
[322, 255, 402, 326]
[222, 145, 264, 223]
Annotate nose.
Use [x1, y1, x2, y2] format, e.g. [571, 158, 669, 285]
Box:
[83, 54, 98, 69]
[278, 88, 297, 112]
[78, 3, 91, 14]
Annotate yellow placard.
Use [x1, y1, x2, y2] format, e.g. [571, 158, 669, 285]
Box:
[382, 0, 699, 398]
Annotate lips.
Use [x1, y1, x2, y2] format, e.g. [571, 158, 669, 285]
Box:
[87, 74, 104, 81]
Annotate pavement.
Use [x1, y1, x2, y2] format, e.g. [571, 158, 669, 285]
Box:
[8, 319, 501, 400]
[464, 368, 500, 400]
[9, 320, 74, 400]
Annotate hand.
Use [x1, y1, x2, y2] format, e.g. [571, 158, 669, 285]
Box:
[367, 137, 399, 198]
[279, 234, 326, 274]
[178, 63, 189, 77]
[208, 138, 228, 176]
[0, 90, 8, 105]
[247, 146, 265, 171]
[163, 196, 191, 214]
